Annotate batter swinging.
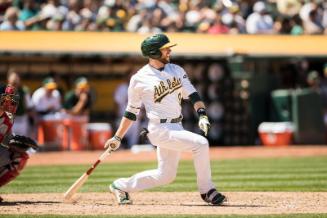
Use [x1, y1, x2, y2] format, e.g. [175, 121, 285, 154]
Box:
[104, 33, 226, 206]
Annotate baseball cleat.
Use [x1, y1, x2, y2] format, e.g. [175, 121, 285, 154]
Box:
[109, 183, 132, 205]
[201, 188, 226, 206]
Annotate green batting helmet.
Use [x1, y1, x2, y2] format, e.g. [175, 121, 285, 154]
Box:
[141, 33, 177, 59]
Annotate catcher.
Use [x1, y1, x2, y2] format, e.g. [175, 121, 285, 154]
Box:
[0, 85, 38, 202]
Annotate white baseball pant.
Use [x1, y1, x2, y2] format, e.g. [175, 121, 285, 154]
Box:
[113, 122, 215, 194]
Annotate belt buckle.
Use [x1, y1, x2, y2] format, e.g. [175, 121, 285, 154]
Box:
[160, 119, 167, 123]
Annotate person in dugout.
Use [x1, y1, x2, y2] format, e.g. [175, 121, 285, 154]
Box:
[63, 77, 92, 116]
[0, 85, 38, 202]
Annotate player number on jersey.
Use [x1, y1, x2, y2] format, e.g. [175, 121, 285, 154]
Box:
[178, 93, 182, 105]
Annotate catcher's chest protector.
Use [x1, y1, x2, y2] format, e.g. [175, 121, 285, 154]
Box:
[0, 112, 13, 142]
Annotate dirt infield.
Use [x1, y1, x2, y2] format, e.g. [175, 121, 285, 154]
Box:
[2, 146, 327, 216]
[1, 192, 327, 215]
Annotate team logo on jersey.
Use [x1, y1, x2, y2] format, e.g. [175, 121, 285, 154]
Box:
[154, 77, 182, 103]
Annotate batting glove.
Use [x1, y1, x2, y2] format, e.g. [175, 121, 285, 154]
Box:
[198, 115, 210, 136]
[104, 135, 122, 151]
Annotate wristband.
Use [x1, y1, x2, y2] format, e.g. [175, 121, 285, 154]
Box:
[114, 135, 122, 141]
[124, 111, 137, 121]
[197, 108, 207, 117]
[189, 92, 201, 105]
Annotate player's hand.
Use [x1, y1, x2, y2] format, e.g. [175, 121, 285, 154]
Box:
[104, 135, 122, 151]
[198, 115, 210, 136]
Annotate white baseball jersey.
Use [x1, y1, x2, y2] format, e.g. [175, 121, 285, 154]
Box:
[126, 63, 196, 120]
[113, 63, 216, 195]
[32, 87, 61, 113]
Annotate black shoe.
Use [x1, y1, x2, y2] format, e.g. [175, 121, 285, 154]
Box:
[201, 189, 226, 205]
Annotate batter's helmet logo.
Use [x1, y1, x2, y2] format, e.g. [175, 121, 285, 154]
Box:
[141, 34, 177, 59]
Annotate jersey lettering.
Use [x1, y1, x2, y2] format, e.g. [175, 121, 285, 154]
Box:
[154, 77, 182, 103]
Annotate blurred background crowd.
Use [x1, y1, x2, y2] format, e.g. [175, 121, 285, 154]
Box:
[2, 58, 327, 149]
[0, 0, 327, 34]
[1, 69, 93, 138]
[1, 0, 327, 149]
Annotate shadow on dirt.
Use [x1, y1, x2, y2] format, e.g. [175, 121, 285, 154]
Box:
[0, 200, 60, 206]
[181, 203, 266, 207]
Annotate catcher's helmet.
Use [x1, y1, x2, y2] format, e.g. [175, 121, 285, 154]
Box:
[141, 33, 177, 59]
[0, 85, 19, 114]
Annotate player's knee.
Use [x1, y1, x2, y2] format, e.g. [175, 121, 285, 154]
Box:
[195, 136, 209, 150]
[158, 171, 177, 185]
[198, 137, 209, 147]
[0, 170, 20, 187]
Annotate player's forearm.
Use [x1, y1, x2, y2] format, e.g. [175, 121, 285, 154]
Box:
[189, 92, 206, 112]
[114, 117, 134, 139]
[193, 101, 206, 112]
[71, 98, 87, 115]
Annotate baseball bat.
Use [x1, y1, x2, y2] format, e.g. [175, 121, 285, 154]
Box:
[63, 148, 112, 201]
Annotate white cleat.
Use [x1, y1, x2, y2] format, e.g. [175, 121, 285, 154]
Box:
[109, 184, 133, 205]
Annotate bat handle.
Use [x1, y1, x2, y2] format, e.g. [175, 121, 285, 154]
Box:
[99, 147, 112, 161]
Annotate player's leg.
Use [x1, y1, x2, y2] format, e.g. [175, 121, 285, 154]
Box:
[0, 152, 29, 187]
[0, 152, 29, 203]
[148, 123, 214, 193]
[148, 123, 226, 205]
[110, 146, 180, 204]
[113, 147, 180, 191]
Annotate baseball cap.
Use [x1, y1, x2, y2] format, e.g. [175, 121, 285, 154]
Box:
[307, 71, 319, 83]
[43, 77, 57, 90]
[75, 77, 89, 90]
[253, 1, 267, 13]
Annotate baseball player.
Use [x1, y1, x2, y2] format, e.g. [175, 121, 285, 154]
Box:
[104, 33, 226, 205]
[0, 85, 38, 202]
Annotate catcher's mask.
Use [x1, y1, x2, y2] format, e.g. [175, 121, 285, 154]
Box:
[0, 85, 19, 114]
[141, 33, 177, 59]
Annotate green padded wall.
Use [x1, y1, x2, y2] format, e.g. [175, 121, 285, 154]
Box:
[292, 89, 325, 144]
[271, 90, 293, 122]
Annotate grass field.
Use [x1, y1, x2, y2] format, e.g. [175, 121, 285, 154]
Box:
[1, 155, 327, 218]
[1, 156, 327, 194]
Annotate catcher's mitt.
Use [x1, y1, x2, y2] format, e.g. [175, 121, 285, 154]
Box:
[9, 135, 39, 153]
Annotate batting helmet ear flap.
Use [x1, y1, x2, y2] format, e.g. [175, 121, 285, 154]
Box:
[148, 49, 162, 59]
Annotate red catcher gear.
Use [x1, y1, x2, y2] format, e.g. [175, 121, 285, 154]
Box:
[0, 85, 19, 114]
[0, 152, 28, 187]
[0, 111, 14, 143]
[5, 86, 15, 95]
